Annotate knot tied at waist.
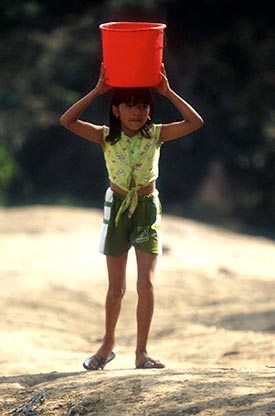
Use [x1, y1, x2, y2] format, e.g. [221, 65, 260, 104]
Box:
[115, 188, 138, 227]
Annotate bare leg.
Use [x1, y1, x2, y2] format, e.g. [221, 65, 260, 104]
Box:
[135, 249, 163, 368]
[88, 251, 128, 369]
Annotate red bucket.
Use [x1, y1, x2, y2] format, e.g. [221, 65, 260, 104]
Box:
[99, 22, 166, 88]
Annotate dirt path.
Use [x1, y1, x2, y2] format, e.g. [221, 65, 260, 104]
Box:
[1, 206, 275, 415]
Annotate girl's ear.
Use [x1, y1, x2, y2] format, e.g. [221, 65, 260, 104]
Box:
[112, 105, 119, 118]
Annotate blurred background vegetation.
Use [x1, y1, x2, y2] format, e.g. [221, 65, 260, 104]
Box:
[1, 0, 274, 234]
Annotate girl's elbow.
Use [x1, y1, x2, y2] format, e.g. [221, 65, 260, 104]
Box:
[59, 114, 66, 126]
[195, 116, 204, 130]
[59, 114, 71, 128]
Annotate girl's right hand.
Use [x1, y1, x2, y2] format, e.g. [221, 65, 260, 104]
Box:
[94, 63, 112, 95]
[153, 63, 171, 96]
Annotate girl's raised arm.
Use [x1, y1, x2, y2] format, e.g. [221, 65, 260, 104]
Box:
[59, 64, 111, 145]
[154, 64, 204, 143]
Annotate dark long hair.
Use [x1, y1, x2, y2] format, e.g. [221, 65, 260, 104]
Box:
[106, 87, 154, 144]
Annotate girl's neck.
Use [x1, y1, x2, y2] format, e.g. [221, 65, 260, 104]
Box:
[121, 127, 140, 138]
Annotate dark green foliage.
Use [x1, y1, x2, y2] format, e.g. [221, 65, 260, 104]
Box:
[1, 0, 274, 232]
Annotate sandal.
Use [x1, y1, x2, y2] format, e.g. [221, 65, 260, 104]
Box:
[136, 357, 165, 369]
[83, 351, 115, 371]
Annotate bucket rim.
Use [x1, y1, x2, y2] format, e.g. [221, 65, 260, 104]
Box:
[99, 22, 167, 32]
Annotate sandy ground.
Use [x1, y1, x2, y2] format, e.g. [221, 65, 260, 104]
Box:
[1, 206, 275, 415]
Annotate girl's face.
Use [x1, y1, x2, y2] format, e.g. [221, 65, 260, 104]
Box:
[112, 101, 151, 137]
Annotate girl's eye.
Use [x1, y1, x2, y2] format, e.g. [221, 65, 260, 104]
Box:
[124, 103, 149, 110]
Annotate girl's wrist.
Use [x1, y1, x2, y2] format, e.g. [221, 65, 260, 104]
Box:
[90, 87, 101, 97]
[162, 87, 174, 98]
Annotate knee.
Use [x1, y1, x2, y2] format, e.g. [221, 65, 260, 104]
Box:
[137, 277, 154, 296]
[108, 285, 126, 302]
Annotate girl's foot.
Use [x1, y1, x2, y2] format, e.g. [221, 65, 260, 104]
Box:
[83, 351, 115, 371]
[83, 337, 115, 371]
[135, 352, 165, 369]
[136, 356, 165, 369]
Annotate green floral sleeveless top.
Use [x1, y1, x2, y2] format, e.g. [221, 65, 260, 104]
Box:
[103, 124, 162, 225]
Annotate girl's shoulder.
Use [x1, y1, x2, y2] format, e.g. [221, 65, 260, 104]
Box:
[147, 123, 162, 147]
[103, 125, 110, 138]
[149, 123, 162, 139]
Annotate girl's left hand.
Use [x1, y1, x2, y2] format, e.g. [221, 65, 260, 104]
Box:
[94, 63, 112, 95]
[153, 63, 170, 96]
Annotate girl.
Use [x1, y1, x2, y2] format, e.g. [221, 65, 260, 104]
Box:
[60, 63, 203, 370]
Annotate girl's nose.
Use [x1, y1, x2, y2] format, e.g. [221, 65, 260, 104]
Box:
[132, 108, 140, 116]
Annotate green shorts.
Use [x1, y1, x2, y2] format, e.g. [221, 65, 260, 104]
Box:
[99, 188, 162, 256]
